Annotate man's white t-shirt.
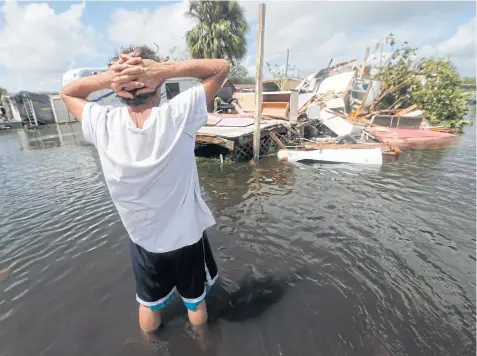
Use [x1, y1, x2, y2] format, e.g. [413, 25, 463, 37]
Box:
[82, 84, 216, 253]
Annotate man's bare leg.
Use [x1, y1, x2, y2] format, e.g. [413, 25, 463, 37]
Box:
[139, 304, 161, 332]
[187, 300, 208, 326]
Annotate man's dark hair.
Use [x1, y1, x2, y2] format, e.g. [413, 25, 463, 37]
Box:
[109, 45, 169, 106]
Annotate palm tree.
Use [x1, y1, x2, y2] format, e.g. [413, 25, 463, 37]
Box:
[186, 0, 248, 64]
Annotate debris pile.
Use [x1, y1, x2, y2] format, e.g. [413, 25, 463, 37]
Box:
[201, 53, 459, 163]
[271, 56, 459, 165]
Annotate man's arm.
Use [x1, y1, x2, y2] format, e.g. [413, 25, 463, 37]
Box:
[60, 73, 112, 121]
[60, 57, 144, 121]
[117, 59, 230, 105]
[160, 59, 230, 105]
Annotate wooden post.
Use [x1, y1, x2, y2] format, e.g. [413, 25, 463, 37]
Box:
[360, 47, 370, 79]
[253, 3, 266, 162]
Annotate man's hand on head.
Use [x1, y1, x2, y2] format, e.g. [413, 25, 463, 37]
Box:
[108, 51, 146, 99]
[112, 53, 167, 97]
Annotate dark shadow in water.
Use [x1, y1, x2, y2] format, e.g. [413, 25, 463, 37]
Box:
[135, 269, 306, 355]
[195, 144, 230, 158]
[207, 268, 306, 322]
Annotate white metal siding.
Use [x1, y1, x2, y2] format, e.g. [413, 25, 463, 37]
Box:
[51, 96, 74, 123]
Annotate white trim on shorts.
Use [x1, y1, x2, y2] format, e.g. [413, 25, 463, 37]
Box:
[181, 274, 219, 304]
[136, 286, 177, 307]
[205, 263, 213, 284]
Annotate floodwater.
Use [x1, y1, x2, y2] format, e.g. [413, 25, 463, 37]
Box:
[0, 115, 475, 356]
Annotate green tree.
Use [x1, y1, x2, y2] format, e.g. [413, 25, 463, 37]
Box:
[0, 87, 6, 97]
[266, 62, 297, 91]
[374, 34, 469, 129]
[185, 0, 248, 64]
[229, 64, 254, 84]
[411, 58, 469, 128]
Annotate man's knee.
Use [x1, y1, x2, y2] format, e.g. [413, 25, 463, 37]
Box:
[187, 300, 208, 326]
[139, 304, 161, 332]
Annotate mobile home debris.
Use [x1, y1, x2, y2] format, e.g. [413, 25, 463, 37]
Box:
[273, 58, 459, 165]
[0, 91, 74, 128]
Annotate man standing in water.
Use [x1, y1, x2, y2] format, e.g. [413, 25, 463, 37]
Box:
[60, 45, 229, 332]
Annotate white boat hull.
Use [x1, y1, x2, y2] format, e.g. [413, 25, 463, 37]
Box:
[277, 148, 383, 165]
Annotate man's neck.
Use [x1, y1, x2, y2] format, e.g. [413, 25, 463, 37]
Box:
[128, 95, 161, 112]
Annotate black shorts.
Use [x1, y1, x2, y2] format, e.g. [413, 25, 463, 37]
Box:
[129, 231, 218, 311]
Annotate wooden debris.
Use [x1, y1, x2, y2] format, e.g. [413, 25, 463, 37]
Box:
[359, 47, 370, 79]
[196, 133, 235, 151]
[396, 104, 418, 116]
[427, 127, 455, 133]
[207, 119, 220, 126]
[232, 101, 246, 114]
[269, 132, 286, 149]
[261, 102, 289, 119]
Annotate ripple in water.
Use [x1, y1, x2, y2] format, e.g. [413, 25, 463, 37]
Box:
[0, 121, 475, 356]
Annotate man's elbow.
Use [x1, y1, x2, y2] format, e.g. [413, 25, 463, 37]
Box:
[59, 86, 69, 101]
[220, 60, 230, 77]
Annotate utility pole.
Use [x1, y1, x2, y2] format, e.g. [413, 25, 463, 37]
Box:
[285, 48, 290, 78]
[253, 3, 265, 162]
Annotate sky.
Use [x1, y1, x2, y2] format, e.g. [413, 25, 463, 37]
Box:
[0, 0, 475, 92]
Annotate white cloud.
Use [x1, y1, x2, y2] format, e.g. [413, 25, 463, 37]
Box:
[0, 0, 102, 91]
[421, 18, 475, 58]
[0, 0, 474, 92]
[107, 1, 194, 58]
[420, 17, 476, 75]
[239, 1, 475, 77]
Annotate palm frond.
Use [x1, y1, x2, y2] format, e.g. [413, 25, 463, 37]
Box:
[185, 0, 248, 62]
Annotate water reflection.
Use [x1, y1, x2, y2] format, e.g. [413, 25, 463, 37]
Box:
[198, 158, 297, 211]
[16, 124, 84, 150]
[0, 120, 475, 356]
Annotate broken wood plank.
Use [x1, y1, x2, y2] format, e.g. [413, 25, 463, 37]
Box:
[232, 101, 246, 114]
[369, 85, 396, 112]
[269, 132, 286, 149]
[396, 104, 418, 116]
[359, 47, 370, 79]
[262, 102, 289, 119]
[196, 133, 235, 151]
[207, 119, 220, 126]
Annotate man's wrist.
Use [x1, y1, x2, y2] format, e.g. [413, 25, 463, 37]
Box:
[152, 61, 177, 81]
[97, 71, 114, 90]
